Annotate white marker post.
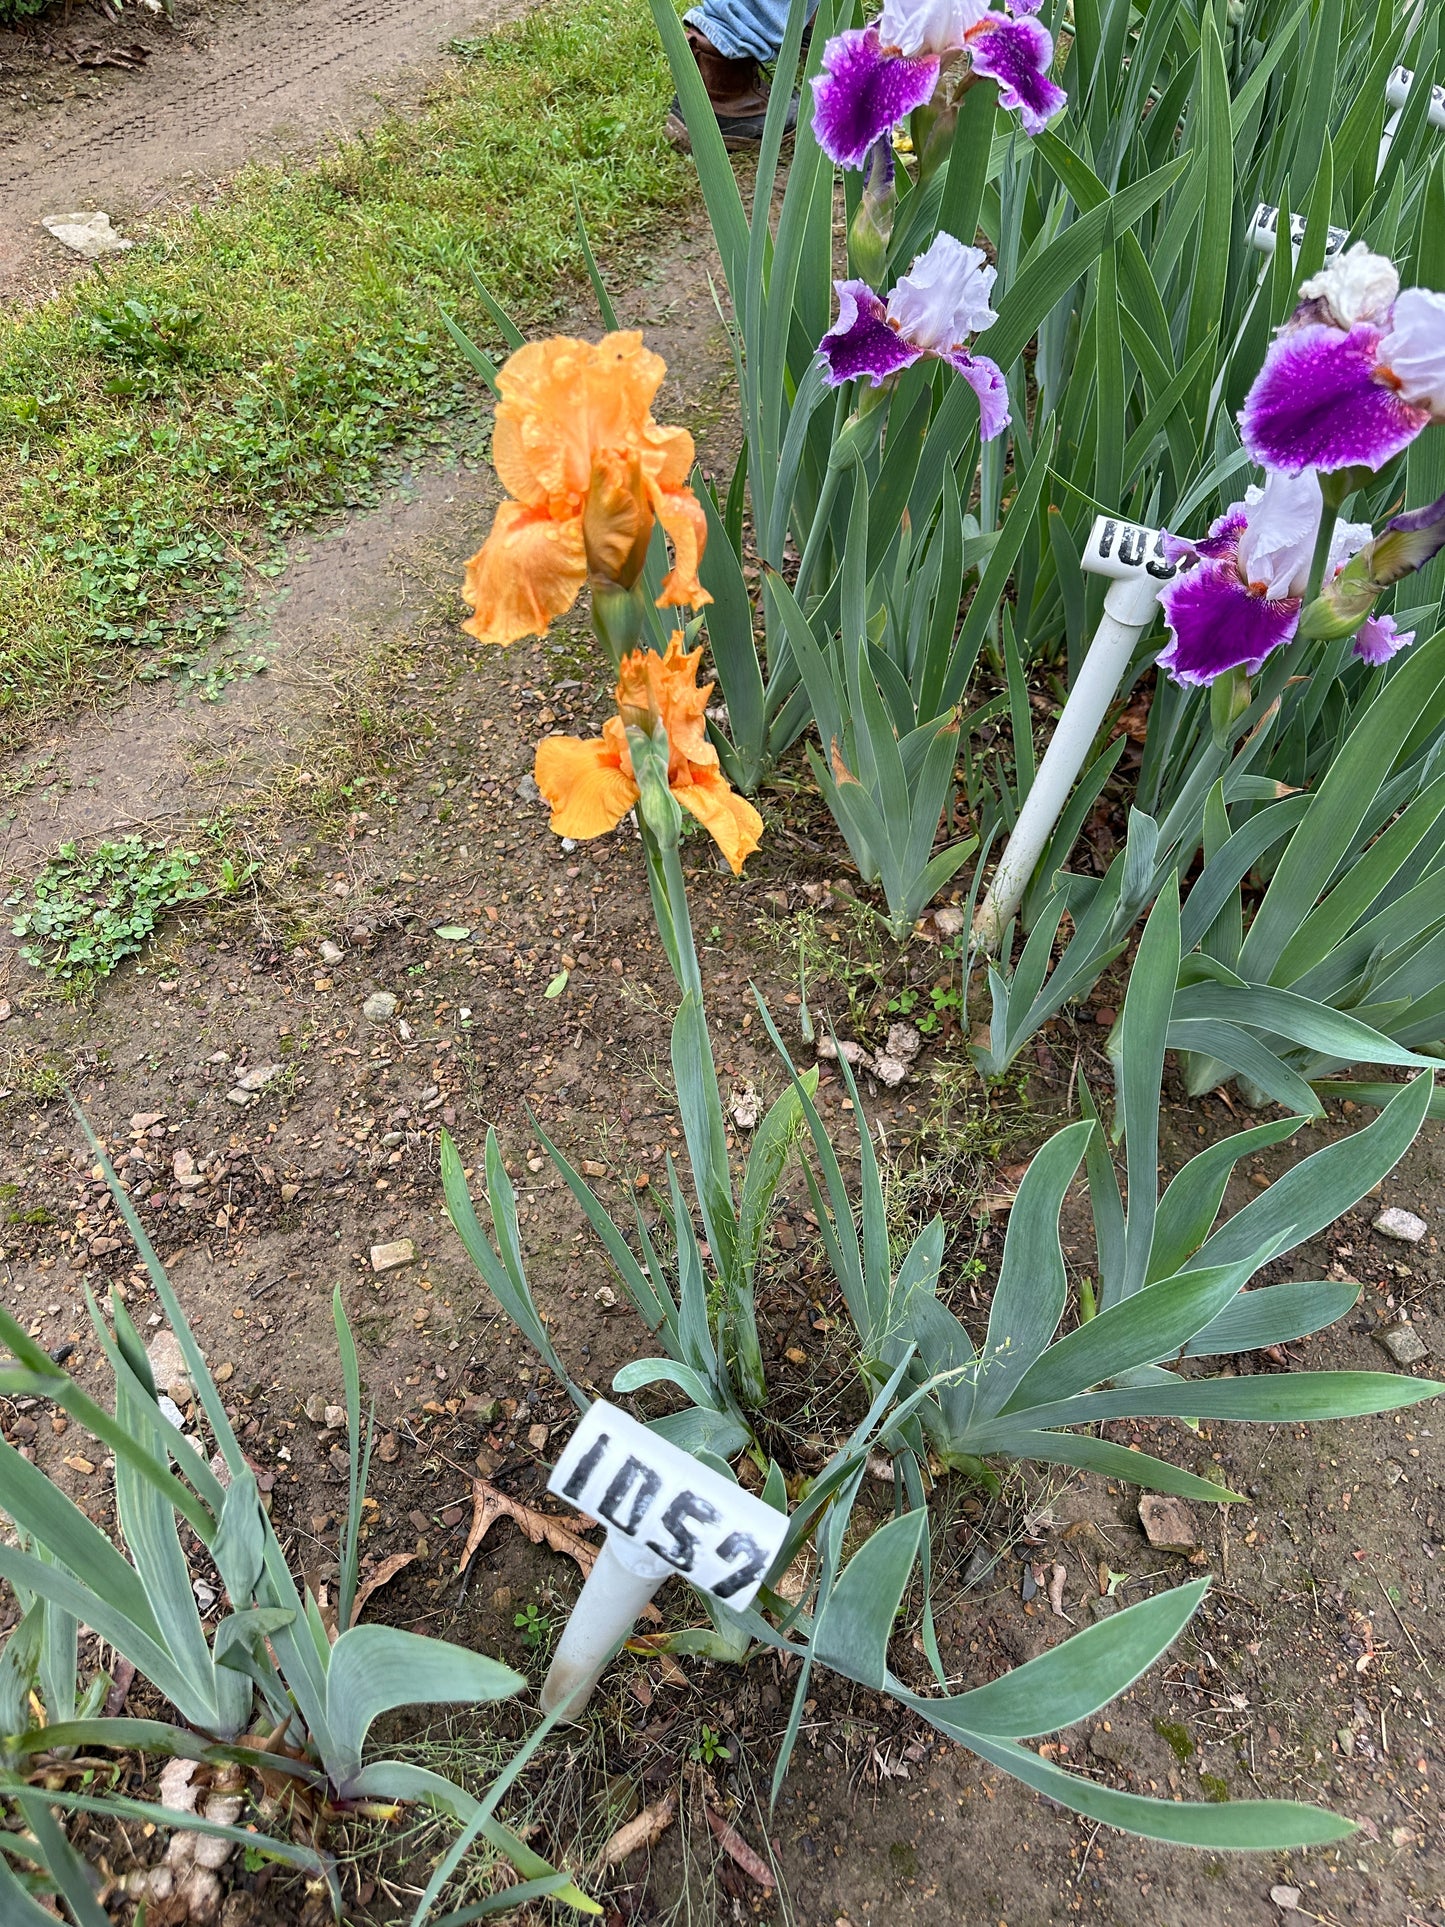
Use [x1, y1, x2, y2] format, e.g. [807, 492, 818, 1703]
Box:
[539, 1401, 787, 1720]
[971, 516, 1175, 951]
[1380, 65, 1445, 169]
[1246, 201, 1349, 261]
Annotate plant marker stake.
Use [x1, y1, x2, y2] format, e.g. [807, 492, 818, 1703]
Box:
[539, 1400, 787, 1721]
[972, 517, 1175, 951]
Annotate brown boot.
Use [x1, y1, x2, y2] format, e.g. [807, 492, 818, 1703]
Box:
[666, 26, 798, 150]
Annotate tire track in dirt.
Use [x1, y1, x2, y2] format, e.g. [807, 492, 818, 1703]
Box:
[0, 0, 524, 292]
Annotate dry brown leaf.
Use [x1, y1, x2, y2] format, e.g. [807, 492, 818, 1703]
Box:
[592, 1793, 676, 1874]
[350, 1551, 419, 1626]
[463, 1481, 661, 1619]
[704, 1808, 775, 1890]
[463, 1480, 599, 1580]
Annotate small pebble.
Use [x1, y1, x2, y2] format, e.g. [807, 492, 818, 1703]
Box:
[932, 906, 965, 937]
[1374, 1322, 1430, 1367]
[363, 991, 398, 1023]
[319, 940, 345, 965]
[1138, 1493, 1199, 1552]
[235, 1063, 280, 1093]
[1374, 1206, 1427, 1243]
[370, 1239, 416, 1274]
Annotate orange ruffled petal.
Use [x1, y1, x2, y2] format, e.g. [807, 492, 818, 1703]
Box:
[463, 501, 587, 646]
[651, 481, 712, 609]
[673, 765, 764, 876]
[616, 634, 714, 765]
[534, 728, 640, 841]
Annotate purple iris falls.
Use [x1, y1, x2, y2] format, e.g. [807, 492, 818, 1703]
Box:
[817, 232, 1010, 438]
[810, 0, 1063, 168]
[811, 29, 939, 170]
[966, 13, 1066, 135]
[1353, 614, 1415, 667]
[1156, 470, 1371, 686]
[1241, 245, 1445, 475]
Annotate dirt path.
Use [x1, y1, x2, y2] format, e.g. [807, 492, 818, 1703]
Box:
[0, 0, 526, 298]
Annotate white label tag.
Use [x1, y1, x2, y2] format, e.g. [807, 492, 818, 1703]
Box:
[547, 1401, 787, 1611]
[1082, 514, 1178, 584]
[1247, 202, 1349, 260]
[1386, 65, 1445, 128]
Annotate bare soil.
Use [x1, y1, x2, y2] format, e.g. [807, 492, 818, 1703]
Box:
[0, 0, 526, 300]
[1, 15, 1444, 1922]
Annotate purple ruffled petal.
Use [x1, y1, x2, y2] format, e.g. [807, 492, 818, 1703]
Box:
[1156, 562, 1302, 686]
[944, 349, 1010, 438]
[819, 279, 920, 387]
[1240, 322, 1431, 475]
[811, 29, 939, 168]
[1352, 613, 1415, 667]
[967, 13, 1065, 136]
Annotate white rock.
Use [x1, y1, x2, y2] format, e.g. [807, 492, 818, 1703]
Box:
[42, 210, 133, 258]
[146, 1330, 190, 1401]
[236, 1063, 280, 1093]
[885, 1022, 922, 1064]
[932, 906, 966, 937]
[1374, 1206, 1427, 1243]
[370, 1238, 416, 1274]
[363, 991, 398, 1022]
[319, 940, 344, 965]
[225, 1089, 251, 1106]
[816, 1036, 871, 1068]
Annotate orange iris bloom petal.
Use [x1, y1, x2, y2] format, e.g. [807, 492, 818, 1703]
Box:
[534, 720, 641, 840]
[533, 635, 762, 873]
[462, 333, 712, 646]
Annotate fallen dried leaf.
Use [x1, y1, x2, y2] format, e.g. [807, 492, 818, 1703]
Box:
[704, 1808, 775, 1890]
[592, 1793, 676, 1874]
[459, 1480, 672, 1614]
[351, 1552, 418, 1625]
[1269, 1886, 1301, 1912]
[1047, 1562, 1068, 1617]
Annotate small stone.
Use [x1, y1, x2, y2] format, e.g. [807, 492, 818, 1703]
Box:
[871, 1054, 908, 1088]
[280, 1183, 300, 1202]
[157, 1395, 187, 1430]
[515, 773, 542, 805]
[225, 1089, 251, 1107]
[1094, 1006, 1117, 1027]
[1270, 1888, 1301, 1913]
[730, 1086, 762, 1129]
[304, 1393, 330, 1424]
[580, 1158, 607, 1178]
[1384, 1459, 1406, 1486]
[1374, 1322, 1429, 1367]
[1374, 1206, 1427, 1243]
[42, 210, 133, 258]
[816, 1036, 871, 1068]
[363, 991, 398, 1023]
[467, 1396, 500, 1423]
[527, 1423, 550, 1451]
[235, 1063, 280, 1093]
[884, 1023, 921, 1063]
[1138, 1493, 1200, 1553]
[370, 1239, 416, 1274]
[324, 1405, 346, 1430]
[319, 940, 345, 965]
[932, 906, 965, 937]
[214, 1363, 233, 1383]
[146, 1330, 190, 1399]
[377, 1432, 400, 1463]
[440, 1504, 466, 1528]
[130, 1110, 166, 1133]
[328, 1445, 350, 1474]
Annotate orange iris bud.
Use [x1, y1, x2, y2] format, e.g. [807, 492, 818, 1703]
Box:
[534, 635, 762, 876]
[462, 333, 712, 646]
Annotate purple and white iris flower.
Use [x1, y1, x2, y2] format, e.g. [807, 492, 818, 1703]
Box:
[817, 232, 1010, 437]
[1240, 244, 1445, 476]
[811, 0, 1065, 170]
[1156, 469, 1372, 686]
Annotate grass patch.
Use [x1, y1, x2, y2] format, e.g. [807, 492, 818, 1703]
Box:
[0, 0, 692, 737]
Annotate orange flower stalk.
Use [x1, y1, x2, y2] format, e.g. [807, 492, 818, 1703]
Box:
[462, 333, 712, 646]
[534, 635, 762, 876]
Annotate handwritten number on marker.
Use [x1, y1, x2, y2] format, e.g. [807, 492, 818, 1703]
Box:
[646, 1490, 721, 1572]
[712, 1531, 769, 1600]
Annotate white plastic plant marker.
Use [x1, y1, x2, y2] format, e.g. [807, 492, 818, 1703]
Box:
[972, 515, 1175, 950]
[1246, 202, 1349, 260]
[539, 1400, 786, 1720]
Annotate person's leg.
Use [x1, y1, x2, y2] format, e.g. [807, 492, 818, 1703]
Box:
[666, 0, 816, 148]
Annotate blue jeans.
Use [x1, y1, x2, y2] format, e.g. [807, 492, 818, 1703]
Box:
[685, 0, 816, 64]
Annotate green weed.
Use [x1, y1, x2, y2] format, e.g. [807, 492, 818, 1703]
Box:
[7, 836, 230, 981]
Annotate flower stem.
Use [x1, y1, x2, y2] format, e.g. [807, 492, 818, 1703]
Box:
[1304, 501, 1340, 607]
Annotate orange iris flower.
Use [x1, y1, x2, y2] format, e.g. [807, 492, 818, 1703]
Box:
[462, 332, 712, 646]
[534, 635, 763, 876]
